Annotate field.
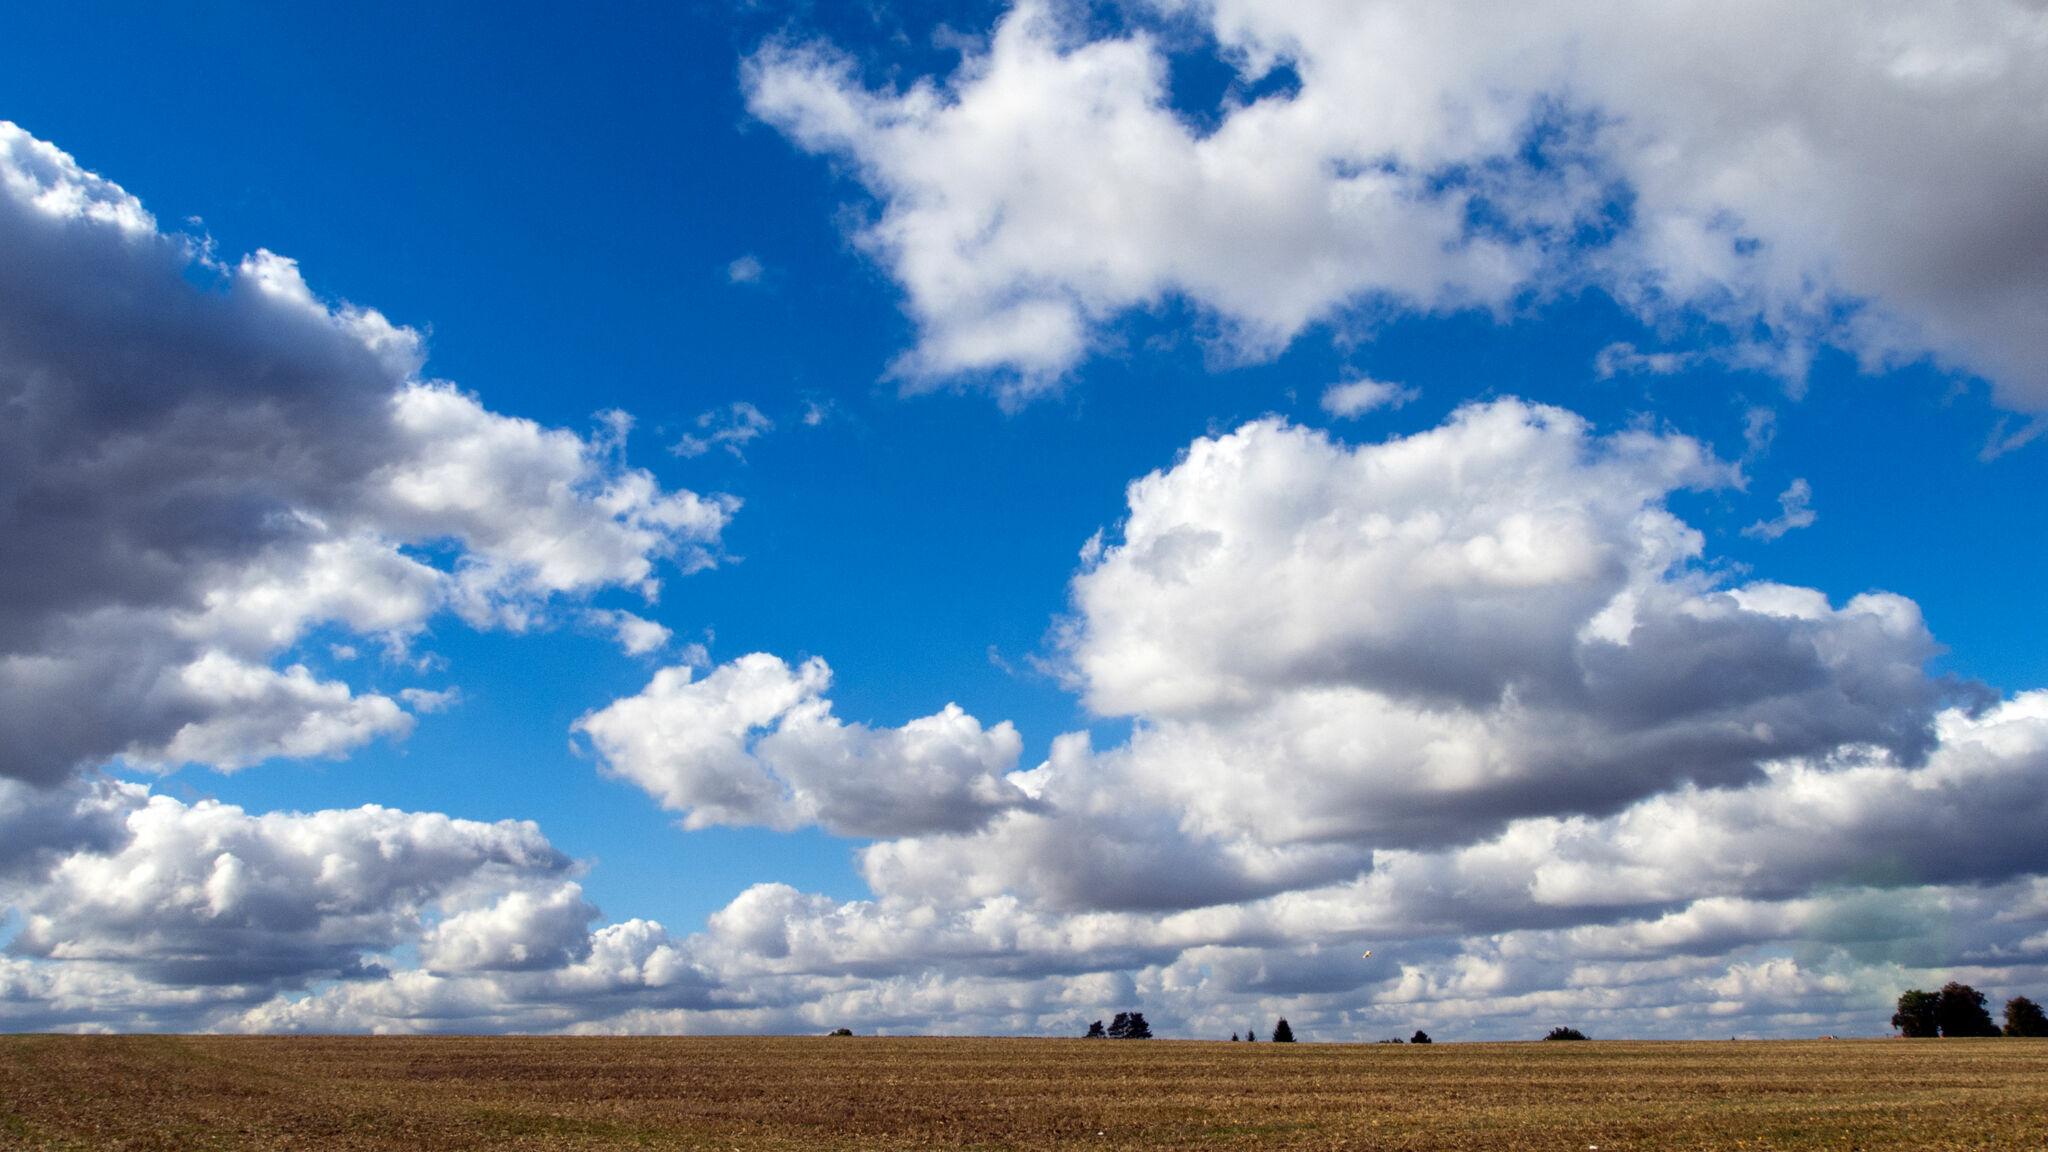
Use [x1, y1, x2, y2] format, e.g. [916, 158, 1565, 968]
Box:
[2, 1035, 2044, 1151]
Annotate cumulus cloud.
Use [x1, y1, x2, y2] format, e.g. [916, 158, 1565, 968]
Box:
[0, 123, 732, 784]
[1319, 377, 1415, 418]
[1, 785, 584, 1001]
[568, 401, 2031, 1038]
[575, 653, 1033, 838]
[850, 404, 1952, 923]
[191, 399, 2038, 1040]
[748, 1, 2048, 406]
[0, 778, 718, 1033]
[10, 395, 2039, 1040]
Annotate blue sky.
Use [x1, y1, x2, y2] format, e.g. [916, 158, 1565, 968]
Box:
[3, 1, 2047, 1039]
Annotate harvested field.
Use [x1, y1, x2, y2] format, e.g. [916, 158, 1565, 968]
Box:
[1, 1034, 2043, 1151]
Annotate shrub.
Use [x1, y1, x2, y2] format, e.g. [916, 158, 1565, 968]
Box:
[828, 1028, 853, 1037]
[2004, 996, 2048, 1038]
[1084, 1020, 1105, 1038]
[1271, 1019, 1296, 1043]
[1542, 1026, 1588, 1041]
[1411, 1030, 1432, 1044]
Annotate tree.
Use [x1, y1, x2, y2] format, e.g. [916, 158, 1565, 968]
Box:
[1084, 1020, 1106, 1038]
[1543, 1026, 1588, 1041]
[828, 1028, 853, 1037]
[1230, 1032, 1239, 1041]
[1892, 989, 1939, 1037]
[2005, 996, 2048, 1037]
[1271, 1018, 1296, 1043]
[1106, 1011, 1152, 1039]
[1245, 1026, 1256, 1042]
[1935, 982, 2000, 1037]
[1410, 1030, 1432, 1044]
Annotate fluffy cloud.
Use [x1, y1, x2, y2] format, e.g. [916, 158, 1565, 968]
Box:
[590, 402, 2036, 1038]
[0, 123, 732, 783]
[1067, 403, 1944, 838]
[0, 779, 600, 1029]
[575, 653, 1033, 837]
[11, 397, 2041, 1040]
[749, 1, 2048, 405]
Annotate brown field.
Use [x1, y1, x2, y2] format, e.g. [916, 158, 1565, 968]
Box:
[2, 1034, 2044, 1151]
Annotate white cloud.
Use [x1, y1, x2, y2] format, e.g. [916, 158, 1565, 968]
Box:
[585, 609, 672, 656]
[581, 401, 2034, 1038]
[0, 123, 733, 783]
[671, 401, 775, 460]
[726, 253, 766, 284]
[9, 396, 2039, 1040]
[125, 654, 412, 772]
[1744, 478, 1818, 540]
[421, 883, 602, 973]
[1319, 377, 1416, 418]
[748, 1, 2048, 408]
[194, 399, 2032, 1040]
[3, 787, 580, 999]
[1594, 342, 1699, 380]
[575, 654, 1034, 838]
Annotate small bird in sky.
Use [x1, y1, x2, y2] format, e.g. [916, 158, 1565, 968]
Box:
[1361, 950, 1373, 958]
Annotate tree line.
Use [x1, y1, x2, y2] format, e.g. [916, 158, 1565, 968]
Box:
[1892, 983, 2048, 1037]
[1083, 1014, 1309, 1041]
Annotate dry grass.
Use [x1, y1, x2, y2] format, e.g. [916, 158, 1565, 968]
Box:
[2, 1034, 2044, 1151]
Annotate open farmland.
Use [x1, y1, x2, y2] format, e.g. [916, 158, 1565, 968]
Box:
[2, 1035, 2044, 1151]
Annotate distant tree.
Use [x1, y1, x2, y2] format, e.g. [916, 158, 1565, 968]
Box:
[1410, 1030, 1432, 1044]
[828, 1028, 853, 1037]
[1245, 1026, 1257, 1042]
[1542, 1026, 1588, 1041]
[1230, 1032, 1240, 1041]
[2005, 996, 2048, 1037]
[1892, 989, 1939, 1037]
[1271, 1019, 1296, 1043]
[1106, 1011, 1152, 1039]
[1084, 1020, 1106, 1038]
[1936, 982, 2000, 1037]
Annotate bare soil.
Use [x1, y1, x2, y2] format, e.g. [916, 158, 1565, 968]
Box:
[1, 1034, 2043, 1150]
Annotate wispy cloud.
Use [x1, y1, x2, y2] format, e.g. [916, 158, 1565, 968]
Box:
[673, 402, 775, 460]
[1743, 478, 1818, 540]
[1320, 377, 1417, 419]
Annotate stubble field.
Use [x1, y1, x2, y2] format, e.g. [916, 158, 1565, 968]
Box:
[2, 1034, 2044, 1151]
